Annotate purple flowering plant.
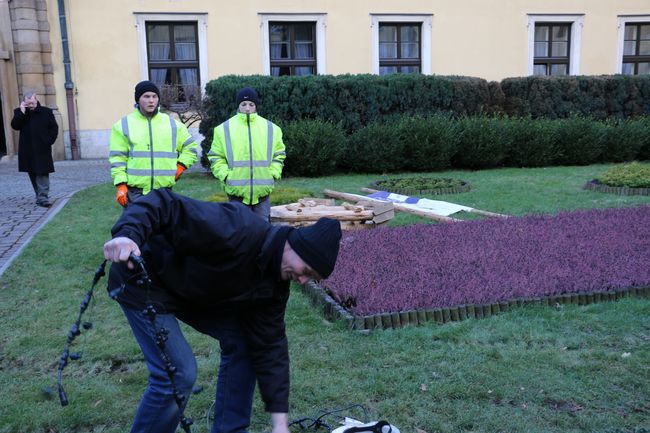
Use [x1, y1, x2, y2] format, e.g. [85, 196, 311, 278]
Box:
[324, 206, 650, 315]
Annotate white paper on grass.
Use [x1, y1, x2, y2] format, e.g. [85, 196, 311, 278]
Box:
[331, 418, 400, 433]
[373, 192, 473, 216]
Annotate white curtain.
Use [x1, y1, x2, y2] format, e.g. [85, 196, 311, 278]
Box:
[149, 43, 170, 61]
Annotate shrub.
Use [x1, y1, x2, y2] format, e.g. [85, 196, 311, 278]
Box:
[452, 116, 512, 169]
[504, 117, 561, 167]
[596, 161, 650, 188]
[398, 115, 457, 172]
[552, 115, 606, 166]
[501, 75, 650, 119]
[282, 120, 346, 177]
[344, 121, 405, 173]
[600, 118, 648, 163]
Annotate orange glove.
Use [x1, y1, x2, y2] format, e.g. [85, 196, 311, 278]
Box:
[116, 184, 128, 207]
[175, 163, 186, 181]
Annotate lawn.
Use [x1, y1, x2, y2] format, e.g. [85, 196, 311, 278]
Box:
[0, 164, 648, 433]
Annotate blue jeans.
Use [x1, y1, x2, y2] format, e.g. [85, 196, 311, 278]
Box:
[122, 305, 256, 433]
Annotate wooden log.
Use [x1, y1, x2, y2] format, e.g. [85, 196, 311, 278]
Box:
[323, 189, 459, 222]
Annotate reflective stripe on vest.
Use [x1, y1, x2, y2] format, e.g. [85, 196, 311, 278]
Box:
[226, 178, 275, 186]
[121, 116, 133, 154]
[127, 168, 177, 177]
[169, 116, 177, 153]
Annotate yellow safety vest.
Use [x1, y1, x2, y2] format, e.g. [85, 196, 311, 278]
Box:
[109, 109, 197, 194]
[208, 112, 286, 205]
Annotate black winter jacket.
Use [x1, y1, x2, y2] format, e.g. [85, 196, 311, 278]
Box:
[11, 103, 58, 174]
[107, 189, 292, 413]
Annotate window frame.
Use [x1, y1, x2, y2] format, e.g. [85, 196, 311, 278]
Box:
[532, 22, 571, 76]
[134, 13, 208, 96]
[371, 14, 432, 75]
[145, 21, 200, 90]
[527, 14, 583, 76]
[617, 15, 650, 75]
[260, 13, 327, 75]
[378, 22, 422, 74]
[268, 21, 317, 76]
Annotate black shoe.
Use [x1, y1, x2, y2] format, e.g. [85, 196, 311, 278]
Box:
[36, 201, 52, 208]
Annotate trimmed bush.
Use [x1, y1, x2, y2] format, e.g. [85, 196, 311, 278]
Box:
[398, 115, 457, 172]
[501, 75, 650, 119]
[282, 120, 346, 177]
[596, 162, 650, 188]
[200, 74, 501, 137]
[345, 121, 404, 173]
[452, 116, 512, 169]
[504, 117, 560, 167]
[552, 115, 606, 166]
[600, 118, 649, 163]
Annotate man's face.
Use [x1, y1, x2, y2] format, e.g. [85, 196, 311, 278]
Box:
[238, 101, 256, 114]
[138, 91, 159, 115]
[280, 244, 321, 285]
[24, 95, 38, 110]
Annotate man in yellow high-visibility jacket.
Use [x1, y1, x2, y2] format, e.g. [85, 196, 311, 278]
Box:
[208, 87, 286, 220]
[109, 81, 198, 207]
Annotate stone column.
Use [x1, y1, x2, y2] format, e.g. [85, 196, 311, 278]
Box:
[10, 0, 64, 160]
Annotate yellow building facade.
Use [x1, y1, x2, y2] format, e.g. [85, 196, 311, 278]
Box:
[1, 0, 649, 160]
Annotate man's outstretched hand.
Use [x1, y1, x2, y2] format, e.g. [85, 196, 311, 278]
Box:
[103, 237, 141, 269]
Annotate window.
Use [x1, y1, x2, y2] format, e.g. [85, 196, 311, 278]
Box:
[371, 14, 432, 75]
[260, 14, 327, 75]
[378, 23, 421, 75]
[146, 22, 199, 102]
[134, 13, 208, 104]
[533, 23, 571, 76]
[527, 14, 583, 76]
[269, 22, 316, 76]
[621, 22, 650, 75]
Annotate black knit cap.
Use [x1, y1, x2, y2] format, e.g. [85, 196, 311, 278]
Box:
[236, 87, 259, 106]
[134, 80, 160, 102]
[288, 218, 342, 279]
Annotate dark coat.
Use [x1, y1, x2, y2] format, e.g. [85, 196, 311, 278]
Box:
[108, 189, 292, 413]
[11, 102, 58, 174]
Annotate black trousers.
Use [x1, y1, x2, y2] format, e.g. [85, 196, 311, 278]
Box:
[28, 172, 50, 204]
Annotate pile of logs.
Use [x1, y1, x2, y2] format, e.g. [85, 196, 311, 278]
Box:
[270, 197, 394, 229]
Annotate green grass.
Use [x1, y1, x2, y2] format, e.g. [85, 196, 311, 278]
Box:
[0, 165, 649, 433]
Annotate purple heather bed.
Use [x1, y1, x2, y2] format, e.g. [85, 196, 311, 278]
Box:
[324, 206, 650, 316]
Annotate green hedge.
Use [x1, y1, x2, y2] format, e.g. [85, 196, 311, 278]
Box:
[501, 75, 650, 119]
[198, 74, 650, 175]
[199, 74, 501, 137]
[282, 119, 346, 177]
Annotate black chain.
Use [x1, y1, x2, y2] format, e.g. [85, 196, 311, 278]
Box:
[57, 255, 193, 432]
[127, 254, 193, 433]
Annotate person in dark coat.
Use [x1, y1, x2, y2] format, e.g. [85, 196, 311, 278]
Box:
[102, 189, 342, 433]
[10, 91, 58, 207]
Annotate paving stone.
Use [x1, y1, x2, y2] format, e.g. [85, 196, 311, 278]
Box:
[0, 159, 111, 277]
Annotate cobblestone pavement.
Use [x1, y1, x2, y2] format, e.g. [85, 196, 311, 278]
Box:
[0, 159, 111, 276]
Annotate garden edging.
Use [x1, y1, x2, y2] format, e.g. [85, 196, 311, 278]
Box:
[301, 281, 650, 331]
[583, 180, 650, 196]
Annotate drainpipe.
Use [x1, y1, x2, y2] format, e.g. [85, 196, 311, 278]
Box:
[57, 0, 79, 160]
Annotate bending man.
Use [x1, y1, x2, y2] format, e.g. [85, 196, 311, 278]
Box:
[103, 189, 342, 433]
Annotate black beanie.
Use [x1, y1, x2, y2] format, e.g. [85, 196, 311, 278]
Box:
[288, 218, 342, 279]
[236, 87, 259, 106]
[134, 80, 160, 102]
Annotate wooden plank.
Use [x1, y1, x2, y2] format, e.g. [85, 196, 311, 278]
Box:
[361, 187, 508, 218]
[323, 189, 459, 222]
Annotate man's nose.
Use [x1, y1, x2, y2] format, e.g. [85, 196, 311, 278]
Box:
[297, 275, 310, 285]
